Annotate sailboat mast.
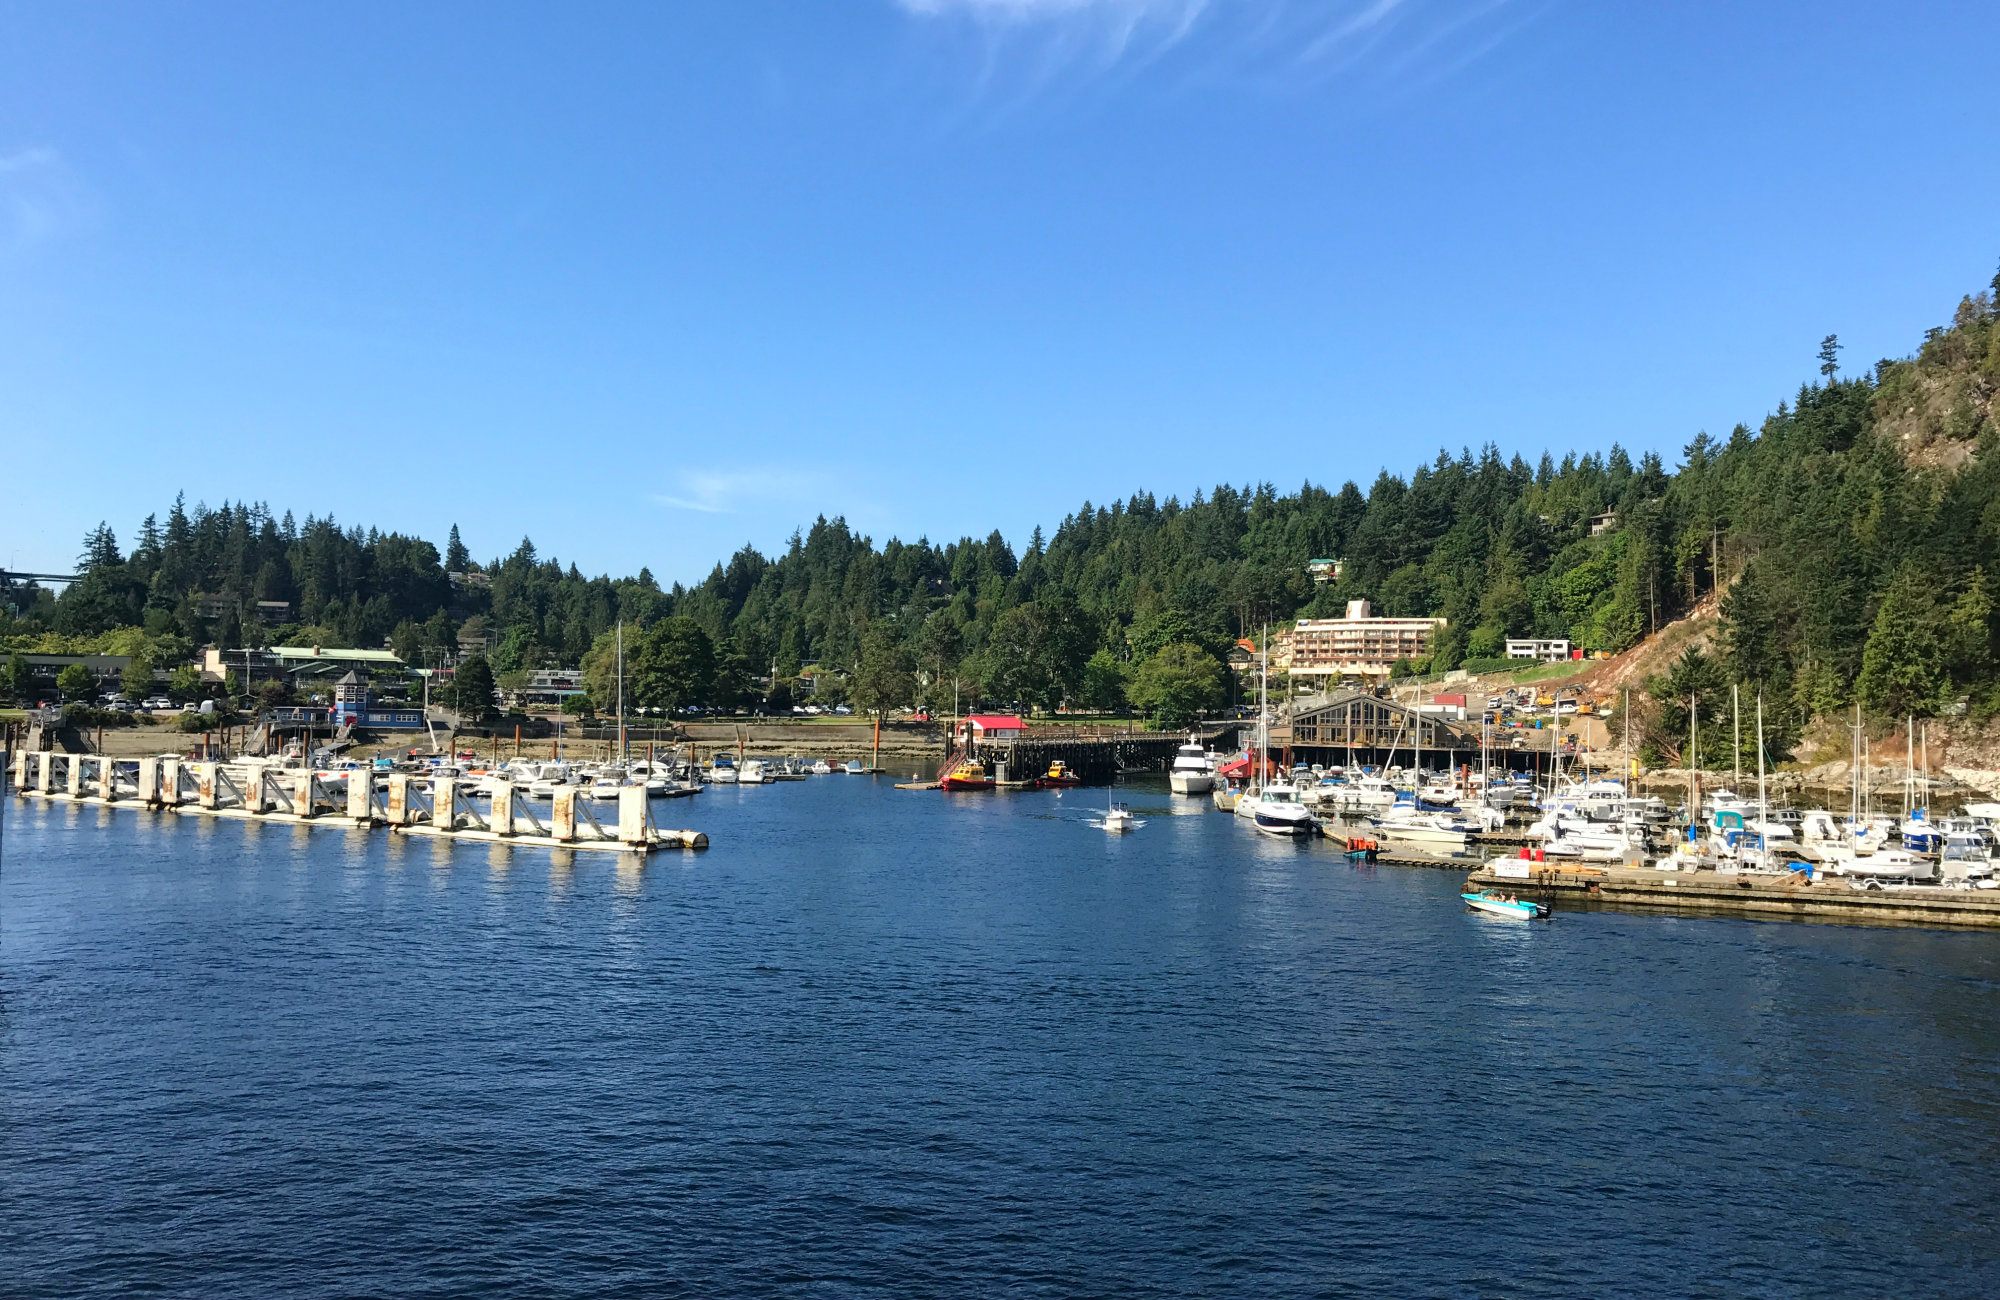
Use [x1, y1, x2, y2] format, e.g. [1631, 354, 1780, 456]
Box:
[1688, 693, 1698, 831]
[1732, 684, 1741, 793]
[1622, 688, 1630, 790]
[1851, 703, 1860, 826]
[616, 619, 625, 763]
[1905, 716, 1914, 818]
[1756, 691, 1767, 864]
[1258, 626, 1269, 789]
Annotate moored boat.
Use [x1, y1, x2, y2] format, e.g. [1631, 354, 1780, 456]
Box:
[1034, 760, 1084, 789]
[1168, 740, 1216, 795]
[1249, 782, 1316, 837]
[940, 759, 996, 792]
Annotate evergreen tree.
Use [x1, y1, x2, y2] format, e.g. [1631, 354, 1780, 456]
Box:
[445, 524, 471, 573]
[1856, 564, 1949, 717]
[452, 655, 497, 719]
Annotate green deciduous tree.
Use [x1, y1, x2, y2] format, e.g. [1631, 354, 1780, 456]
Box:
[3, 652, 30, 702]
[121, 655, 154, 700]
[167, 664, 203, 703]
[1127, 643, 1225, 729]
[56, 663, 96, 701]
[1080, 649, 1128, 713]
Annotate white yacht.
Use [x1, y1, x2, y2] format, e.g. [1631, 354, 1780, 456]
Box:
[1169, 740, 1216, 795]
[1248, 782, 1317, 837]
[1370, 805, 1470, 853]
[737, 758, 771, 785]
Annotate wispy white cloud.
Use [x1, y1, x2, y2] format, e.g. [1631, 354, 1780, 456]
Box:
[896, 0, 1212, 75]
[1296, 0, 1406, 64]
[888, 0, 1532, 93]
[653, 470, 822, 515]
[0, 146, 59, 175]
[0, 146, 82, 252]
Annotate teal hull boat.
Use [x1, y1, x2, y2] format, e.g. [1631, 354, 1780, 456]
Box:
[1461, 890, 1550, 921]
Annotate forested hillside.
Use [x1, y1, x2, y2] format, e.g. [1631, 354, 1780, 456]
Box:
[6, 272, 1998, 736]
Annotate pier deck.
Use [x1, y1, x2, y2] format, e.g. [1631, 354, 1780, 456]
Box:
[1465, 861, 2000, 930]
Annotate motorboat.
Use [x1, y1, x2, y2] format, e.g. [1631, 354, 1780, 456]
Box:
[1939, 830, 1999, 884]
[1248, 782, 1317, 837]
[1461, 890, 1550, 921]
[843, 760, 868, 776]
[1168, 741, 1216, 795]
[1325, 774, 1399, 816]
[940, 759, 995, 792]
[708, 755, 739, 785]
[1371, 802, 1474, 852]
[810, 760, 834, 775]
[1102, 804, 1137, 834]
[1034, 760, 1084, 789]
[738, 759, 771, 785]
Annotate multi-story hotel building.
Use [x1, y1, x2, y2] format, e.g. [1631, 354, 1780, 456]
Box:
[1289, 600, 1446, 681]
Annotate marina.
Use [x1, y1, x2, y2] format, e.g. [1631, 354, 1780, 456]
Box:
[6, 770, 1999, 1297]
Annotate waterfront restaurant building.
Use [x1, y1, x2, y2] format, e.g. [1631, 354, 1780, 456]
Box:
[1289, 601, 1446, 682]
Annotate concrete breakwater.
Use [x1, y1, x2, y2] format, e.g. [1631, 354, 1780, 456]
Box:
[7, 750, 706, 854]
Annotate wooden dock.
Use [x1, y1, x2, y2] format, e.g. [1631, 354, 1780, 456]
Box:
[1465, 861, 2000, 930]
[8, 750, 706, 854]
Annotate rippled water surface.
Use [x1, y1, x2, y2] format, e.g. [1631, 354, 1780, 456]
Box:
[4, 779, 1999, 1297]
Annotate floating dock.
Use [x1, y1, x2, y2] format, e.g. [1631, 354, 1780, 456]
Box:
[8, 751, 706, 854]
[1464, 861, 2000, 930]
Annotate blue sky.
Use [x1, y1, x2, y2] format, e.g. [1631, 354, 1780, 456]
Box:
[4, 0, 1997, 582]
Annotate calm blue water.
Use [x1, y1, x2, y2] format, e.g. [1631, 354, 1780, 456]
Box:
[4, 779, 1999, 1298]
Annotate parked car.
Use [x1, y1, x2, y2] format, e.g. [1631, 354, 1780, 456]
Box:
[142, 696, 174, 711]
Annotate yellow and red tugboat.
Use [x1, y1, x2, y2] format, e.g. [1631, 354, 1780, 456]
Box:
[940, 758, 996, 792]
[1033, 760, 1084, 790]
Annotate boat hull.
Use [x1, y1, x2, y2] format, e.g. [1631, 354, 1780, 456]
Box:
[1169, 772, 1215, 795]
[1252, 807, 1316, 836]
[940, 777, 996, 792]
[1461, 892, 1548, 920]
[1376, 825, 1469, 851]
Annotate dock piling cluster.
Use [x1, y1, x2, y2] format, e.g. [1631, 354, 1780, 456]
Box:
[7, 750, 706, 854]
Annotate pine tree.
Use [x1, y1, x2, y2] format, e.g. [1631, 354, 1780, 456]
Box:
[1856, 564, 1949, 716]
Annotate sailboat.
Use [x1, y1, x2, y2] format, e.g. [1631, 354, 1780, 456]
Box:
[1240, 630, 1315, 837]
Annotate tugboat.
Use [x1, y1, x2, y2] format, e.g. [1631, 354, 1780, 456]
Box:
[940, 758, 996, 792]
[1034, 760, 1084, 790]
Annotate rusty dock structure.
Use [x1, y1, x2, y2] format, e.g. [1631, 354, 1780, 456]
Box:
[912, 722, 1242, 789]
